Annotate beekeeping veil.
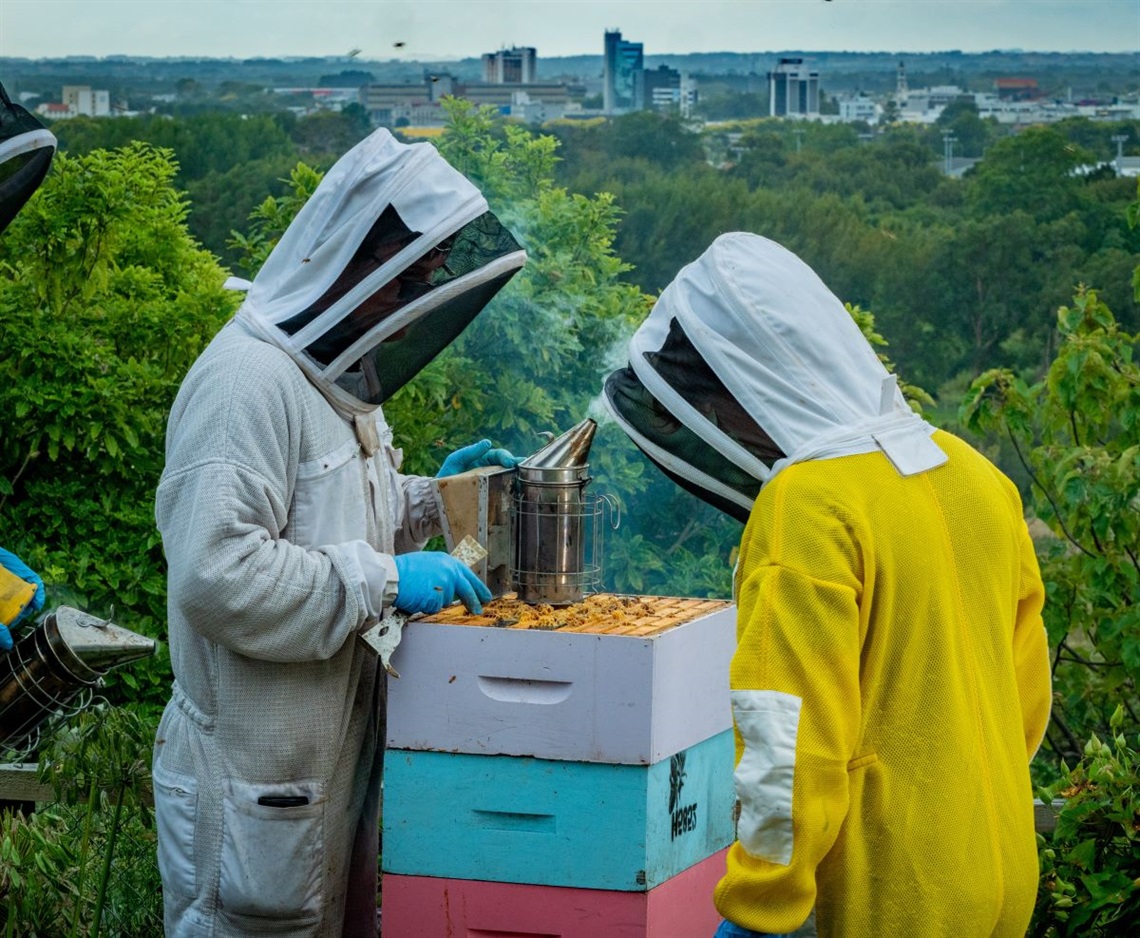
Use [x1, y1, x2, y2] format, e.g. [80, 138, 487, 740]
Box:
[235, 128, 526, 420]
[0, 82, 56, 236]
[603, 233, 946, 524]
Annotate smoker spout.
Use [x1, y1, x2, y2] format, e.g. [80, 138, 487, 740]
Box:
[519, 418, 597, 472]
[54, 606, 156, 673]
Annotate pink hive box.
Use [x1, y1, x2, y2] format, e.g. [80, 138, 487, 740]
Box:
[381, 847, 728, 938]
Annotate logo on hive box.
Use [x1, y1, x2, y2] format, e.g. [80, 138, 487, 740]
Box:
[668, 751, 697, 840]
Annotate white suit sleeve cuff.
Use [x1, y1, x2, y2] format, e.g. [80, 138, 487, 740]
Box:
[334, 541, 399, 621]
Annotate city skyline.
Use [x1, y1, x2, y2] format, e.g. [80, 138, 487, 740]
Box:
[1, 0, 1137, 61]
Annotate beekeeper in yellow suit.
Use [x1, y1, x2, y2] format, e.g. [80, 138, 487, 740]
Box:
[603, 233, 1051, 938]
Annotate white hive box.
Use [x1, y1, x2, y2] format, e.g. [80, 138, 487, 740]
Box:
[386, 595, 736, 765]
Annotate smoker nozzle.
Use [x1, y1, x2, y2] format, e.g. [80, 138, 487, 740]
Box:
[519, 418, 597, 472]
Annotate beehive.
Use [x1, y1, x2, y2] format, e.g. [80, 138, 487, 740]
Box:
[386, 594, 736, 765]
[382, 730, 735, 890]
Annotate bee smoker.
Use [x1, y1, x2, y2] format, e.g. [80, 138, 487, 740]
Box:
[0, 606, 155, 755]
[512, 418, 616, 606]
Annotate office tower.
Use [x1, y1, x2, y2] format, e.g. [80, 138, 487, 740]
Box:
[483, 47, 538, 84]
[604, 29, 644, 114]
[768, 58, 820, 117]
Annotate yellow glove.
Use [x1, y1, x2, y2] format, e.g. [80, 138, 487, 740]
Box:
[0, 563, 36, 649]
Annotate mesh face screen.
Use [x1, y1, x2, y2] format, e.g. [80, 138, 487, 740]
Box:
[0, 83, 54, 236]
[277, 208, 523, 395]
[431, 211, 522, 284]
[643, 448, 753, 525]
[645, 317, 782, 466]
[0, 148, 52, 235]
[605, 316, 792, 521]
[277, 203, 418, 354]
[605, 365, 764, 521]
[343, 269, 520, 404]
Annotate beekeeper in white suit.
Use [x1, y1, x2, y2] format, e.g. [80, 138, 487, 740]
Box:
[153, 128, 527, 937]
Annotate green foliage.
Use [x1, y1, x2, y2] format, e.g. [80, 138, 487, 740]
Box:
[547, 110, 706, 178]
[51, 113, 294, 182]
[226, 160, 325, 277]
[847, 302, 936, 414]
[0, 142, 237, 713]
[549, 114, 1139, 397]
[1, 705, 162, 936]
[967, 126, 1094, 221]
[927, 99, 997, 158]
[49, 109, 376, 272]
[961, 287, 1140, 769]
[1030, 705, 1140, 936]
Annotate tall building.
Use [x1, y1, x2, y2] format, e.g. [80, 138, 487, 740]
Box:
[482, 47, 537, 84]
[603, 29, 643, 114]
[636, 64, 679, 111]
[768, 58, 819, 117]
[634, 65, 697, 116]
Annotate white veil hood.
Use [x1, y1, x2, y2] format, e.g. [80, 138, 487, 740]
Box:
[235, 128, 526, 415]
[604, 233, 945, 519]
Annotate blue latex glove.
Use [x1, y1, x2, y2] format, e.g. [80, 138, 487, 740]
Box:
[393, 551, 492, 616]
[0, 546, 45, 652]
[714, 920, 774, 938]
[437, 439, 523, 478]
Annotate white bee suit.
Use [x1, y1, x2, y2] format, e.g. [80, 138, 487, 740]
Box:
[153, 129, 525, 936]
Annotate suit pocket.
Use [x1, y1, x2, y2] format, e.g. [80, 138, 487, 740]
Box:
[291, 439, 364, 548]
[152, 761, 198, 898]
[219, 778, 325, 920]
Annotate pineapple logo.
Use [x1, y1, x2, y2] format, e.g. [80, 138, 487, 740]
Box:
[669, 750, 698, 840]
[668, 751, 687, 813]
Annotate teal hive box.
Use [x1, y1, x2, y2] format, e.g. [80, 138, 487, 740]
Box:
[382, 729, 735, 891]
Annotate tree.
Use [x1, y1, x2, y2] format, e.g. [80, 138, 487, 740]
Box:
[929, 98, 993, 158]
[288, 106, 373, 157]
[0, 142, 237, 713]
[961, 287, 1140, 771]
[931, 211, 1083, 376]
[967, 125, 1093, 221]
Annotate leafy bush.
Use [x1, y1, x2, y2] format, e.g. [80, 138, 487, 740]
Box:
[1, 705, 161, 937]
[961, 287, 1140, 774]
[0, 142, 237, 714]
[1031, 705, 1140, 936]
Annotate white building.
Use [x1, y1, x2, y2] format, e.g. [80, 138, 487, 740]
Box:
[838, 93, 880, 124]
[482, 47, 537, 84]
[62, 85, 111, 117]
[768, 58, 819, 117]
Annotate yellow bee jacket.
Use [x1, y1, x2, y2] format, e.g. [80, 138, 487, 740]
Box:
[602, 234, 1051, 937]
[714, 430, 1050, 937]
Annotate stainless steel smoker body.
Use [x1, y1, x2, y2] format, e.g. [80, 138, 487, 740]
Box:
[433, 418, 616, 607]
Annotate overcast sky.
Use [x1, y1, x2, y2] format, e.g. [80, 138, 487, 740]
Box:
[1, 0, 1136, 60]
